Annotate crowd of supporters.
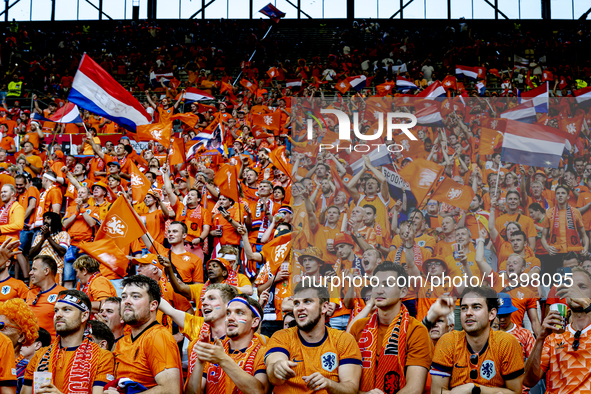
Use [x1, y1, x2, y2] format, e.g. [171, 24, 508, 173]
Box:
[0, 17, 590, 394]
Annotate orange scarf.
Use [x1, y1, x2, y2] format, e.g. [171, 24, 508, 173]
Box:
[359, 306, 410, 392]
[550, 205, 580, 248]
[37, 336, 95, 394]
[205, 337, 262, 394]
[0, 199, 14, 225]
[188, 322, 211, 375]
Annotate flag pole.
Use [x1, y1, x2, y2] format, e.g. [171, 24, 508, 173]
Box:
[494, 161, 501, 196]
[233, 25, 274, 86]
[47, 100, 69, 153]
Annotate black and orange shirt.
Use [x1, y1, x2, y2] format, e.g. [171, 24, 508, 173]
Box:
[264, 327, 362, 394]
[113, 322, 182, 391]
[0, 276, 28, 301]
[430, 329, 525, 389]
[24, 341, 114, 391]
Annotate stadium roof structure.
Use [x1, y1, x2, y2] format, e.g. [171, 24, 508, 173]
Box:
[2, 0, 591, 21]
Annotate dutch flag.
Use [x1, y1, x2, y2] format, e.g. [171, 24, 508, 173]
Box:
[455, 65, 479, 80]
[416, 81, 446, 99]
[396, 76, 418, 92]
[31, 102, 83, 124]
[415, 103, 444, 126]
[501, 119, 566, 168]
[347, 75, 367, 91]
[69, 54, 152, 132]
[500, 101, 537, 124]
[574, 87, 591, 104]
[183, 88, 214, 103]
[519, 82, 549, 113]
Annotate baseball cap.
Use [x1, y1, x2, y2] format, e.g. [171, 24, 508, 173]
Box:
[107, 161, 121, 168]
[132, 254, 164, 271]
[497, 293, 518, 315]
[334, 232, 354, 247]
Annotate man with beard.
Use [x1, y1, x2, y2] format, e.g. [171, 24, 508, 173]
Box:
[61, 162, 89, 209]
[350, 262, 433, 394]
[109, 276, 182, 394]
[25, 256, 67, 339]
[309, 205, 342, 267]
[430, 286, 525, 394]
[265, 282, 362, 394]
[458, 194, 489, 240]
[524, 267, 591, 392]
[239, 167, 260, 203]
[253, 148, 274, 183]
[313, 177, 335, 215]
[0, 184, 24, 244]
[22, 290, 114, 394]
[87, 134, 131, 181]
[185, 295, 269, 394]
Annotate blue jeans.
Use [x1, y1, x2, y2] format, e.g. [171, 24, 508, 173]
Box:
[328, 314, 350, 331]
[19, 229, 36, 254]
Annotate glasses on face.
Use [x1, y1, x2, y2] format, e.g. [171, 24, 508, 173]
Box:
[469, 354, 479, 380]
[573, 330, 582, 351]
[0, 321, 19, 331]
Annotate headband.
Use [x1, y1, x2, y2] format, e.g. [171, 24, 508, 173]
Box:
[43, 174, 57, 182]
[227, 298, 261, 320]
[57, 294, 89, 313]
[278, 207, 292, 215]
[219, 254, 236, 261]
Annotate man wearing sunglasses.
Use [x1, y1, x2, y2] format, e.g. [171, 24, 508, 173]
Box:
[430, 286, 525, 394]
[524, 267, 591, 393]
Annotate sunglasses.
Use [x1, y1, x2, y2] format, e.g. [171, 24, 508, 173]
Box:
[32, 292, 42, 306]
[469, 354, 479, 380]
[573, 330, 582, 351]
[0, 321, 19, 331]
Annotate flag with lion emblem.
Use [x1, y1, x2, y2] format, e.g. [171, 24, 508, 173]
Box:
[95, 195, 148, 249]
[129, 161, 153, 204]
[398, 159, 444, 206]
[136, 121, 172, 148]
[430, 177, 475, 211]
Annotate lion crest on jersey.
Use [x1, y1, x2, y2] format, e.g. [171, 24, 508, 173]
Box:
[321, 352, 337, 372]
[1, 285, 10, 295]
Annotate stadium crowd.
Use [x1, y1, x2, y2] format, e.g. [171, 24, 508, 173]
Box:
[0, 18, 591, 394]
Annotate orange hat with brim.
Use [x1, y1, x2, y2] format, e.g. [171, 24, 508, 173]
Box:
[132, 254, 164, 271]
[422, 258, 448, 276]
[533, 170, 547, 179]
[92, 181, 109, 192]
[299, 246, 324, 263]
[207, 258, 233, 273]
[334, 232, 354, 246]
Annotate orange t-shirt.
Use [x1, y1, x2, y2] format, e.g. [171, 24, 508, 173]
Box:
[84, 274, 117, 302]
[0, 276, 29, 301]
[310, 224, 341, 267]
[431, 329, 525, 389]
[33, 186, 62, 228]
[495, 212, 537, 241]
[212, 206, 245, 246]
[24, 341, 114, 391]
[0, 136, 14, 151]
[264, 326, 362, 394]
[113, 322, 182, 391]
[24, 154, 43, 177]
[141, 209, 167, 245]
[26, 284, 68, 338]
[64, 204, 101, 246]
[152, 241, 204, 283]
[175, 202, 213, 243]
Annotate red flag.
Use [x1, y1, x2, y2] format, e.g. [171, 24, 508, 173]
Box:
[267, 67, 279, 79]
[78, 238, 129, 278]
[169, 137, 186, 166]
[251, 126, 275, 140]
[489, 69, 501, 79]
[525, 71, 534, 89]
[475, 67, 487, 80]
[220, 81, 234, 95]
[430, 177, 476, 211]
[129, 161, 152, 204]
[398, 159, 444, 206]
[558, 76, 568, 90]
[136, 122, 172, 148]
[376, 82, 395, 97]
[252, 112, 281, 131]
[240, 79, 257, 94]
[213, 164, 240, 202]
[542, 70, 554, 82]
[442, 75, 457, 91]
[95, 195, 148, 249]
[335, 79, 351, 94]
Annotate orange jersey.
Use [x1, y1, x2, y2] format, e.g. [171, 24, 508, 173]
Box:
[113, 322, 182, 391]
[25, 284, 68, 338]
[0, 201, 25, 243]
[33, 186, 62, 228]
[24, 340, 114, 391]
[175, 202, 212, 243]
[417, 282, 454, 322]
[84, 274, 117, 302]
[0, 333, 16, 386]
[506, 325, 534, 360]
[211, 206, 245, 246]
[310, 224, 341, 267]
[0, 276, 29, 301]
[264, 327, 362, 394]
[495, 213, 537, 241]
[24, 154, 43, 177]
[430, 329, 525, 389]
[152, 241, 204, 283]
[64, 204, 101, 246]
[141, 209, 167, 245]
[434, 239, 455, 257]
[540, 324, 591, 393]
